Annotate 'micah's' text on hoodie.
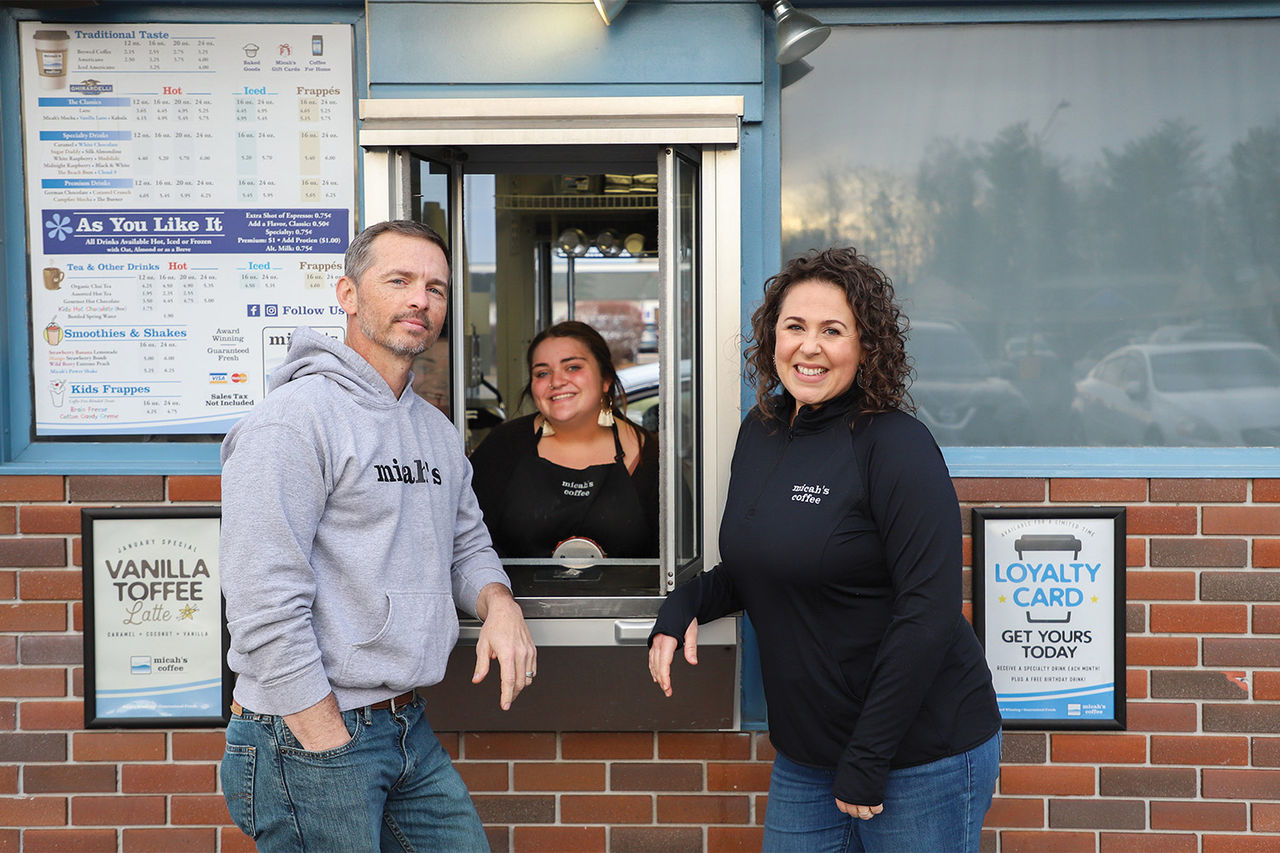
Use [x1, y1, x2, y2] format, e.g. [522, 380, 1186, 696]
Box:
[220, 326, 510, 715]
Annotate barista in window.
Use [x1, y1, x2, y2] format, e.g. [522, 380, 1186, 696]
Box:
[469, 321, 659, 558]
[648, 248, 1001, 852]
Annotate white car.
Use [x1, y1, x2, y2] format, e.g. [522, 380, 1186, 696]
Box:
[1070, 341, 1280, 446]
[908, 320, 1032, 446]
[617, 360, 692, 434]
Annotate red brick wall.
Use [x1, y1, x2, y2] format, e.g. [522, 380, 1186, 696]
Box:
[2, 475, 1278, 852]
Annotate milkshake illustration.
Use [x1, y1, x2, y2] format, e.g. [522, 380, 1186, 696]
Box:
[49, 379, 65, 407]
[44, 318, 63, 345]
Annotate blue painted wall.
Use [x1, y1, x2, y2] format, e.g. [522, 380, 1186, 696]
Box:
[0, 0, 775, 472]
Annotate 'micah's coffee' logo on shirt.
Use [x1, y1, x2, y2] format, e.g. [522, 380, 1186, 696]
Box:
[562, 479, 595, 498]
[374, 457, 441, 485]
[791, 482, 830, 504]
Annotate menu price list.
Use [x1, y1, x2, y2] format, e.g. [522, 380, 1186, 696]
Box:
[22, 22, 356, 436]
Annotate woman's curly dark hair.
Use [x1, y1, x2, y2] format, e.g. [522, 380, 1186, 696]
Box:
[744, 247, 912, 424]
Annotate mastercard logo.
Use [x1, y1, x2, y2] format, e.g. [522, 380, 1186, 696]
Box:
[231, 373, 248, 383]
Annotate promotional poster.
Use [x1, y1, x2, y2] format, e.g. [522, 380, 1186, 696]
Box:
[973, 507, 1126, 729]
[83, 509, 227, 726]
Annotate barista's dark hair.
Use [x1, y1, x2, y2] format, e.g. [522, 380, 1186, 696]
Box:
[521, 321, 627, 416]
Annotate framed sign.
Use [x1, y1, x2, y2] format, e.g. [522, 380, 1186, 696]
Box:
[82, 507, 230, 728]
[20, 21, 355, 437]
[972, 507, 1126, 730]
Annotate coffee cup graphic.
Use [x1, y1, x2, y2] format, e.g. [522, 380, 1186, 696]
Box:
[43, 267, 64, 290]
[33, 30, 70, 90]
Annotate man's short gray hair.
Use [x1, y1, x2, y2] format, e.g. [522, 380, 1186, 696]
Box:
[343, 220, 450, 285]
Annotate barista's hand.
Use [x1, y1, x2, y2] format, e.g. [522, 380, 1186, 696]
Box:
[648, 619, 699, 697]
[474, 583, 537, 710]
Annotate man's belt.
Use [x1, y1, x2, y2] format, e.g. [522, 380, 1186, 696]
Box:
[230, 690, 418, 717]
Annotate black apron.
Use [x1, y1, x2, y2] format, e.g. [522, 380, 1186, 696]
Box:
[493, 423, 654, 557]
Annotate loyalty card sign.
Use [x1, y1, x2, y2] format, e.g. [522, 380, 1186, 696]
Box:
[972, 508, 1126, 730]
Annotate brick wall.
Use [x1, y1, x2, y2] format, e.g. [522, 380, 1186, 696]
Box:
[2, 474, 1278, 852]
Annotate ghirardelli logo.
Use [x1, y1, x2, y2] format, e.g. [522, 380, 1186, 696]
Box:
[374, 457, 441, 485]
[70, 78, 113, 94]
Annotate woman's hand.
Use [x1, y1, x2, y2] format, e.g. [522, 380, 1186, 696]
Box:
[648, 619, 699, 697]
[836, 798, 884, 821]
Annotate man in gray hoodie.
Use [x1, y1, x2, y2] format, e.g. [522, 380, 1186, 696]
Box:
[219, 219, 535, 852]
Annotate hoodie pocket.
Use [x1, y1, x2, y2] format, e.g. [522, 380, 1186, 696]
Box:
[335, 591, 457, 689]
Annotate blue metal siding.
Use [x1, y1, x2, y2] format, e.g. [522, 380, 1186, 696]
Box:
[368, 1, 763, 87]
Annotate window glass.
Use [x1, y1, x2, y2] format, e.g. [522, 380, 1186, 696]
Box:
[408, 155, 452, 418]
[781, 19, 1280, 447]
[424, 157, 671, 603]
[669, 150, 701, 580]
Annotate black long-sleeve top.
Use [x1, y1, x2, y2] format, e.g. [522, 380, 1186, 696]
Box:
[652, 388, 1000, 805]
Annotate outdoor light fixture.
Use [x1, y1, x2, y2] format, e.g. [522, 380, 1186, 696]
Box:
[757, 0, 830, 65]
[593, 0, 628, 25]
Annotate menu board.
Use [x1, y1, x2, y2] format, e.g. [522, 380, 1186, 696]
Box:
[20, 22, 355, 436]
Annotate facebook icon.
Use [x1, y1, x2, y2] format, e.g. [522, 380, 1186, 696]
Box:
[247, 305, 260, 317]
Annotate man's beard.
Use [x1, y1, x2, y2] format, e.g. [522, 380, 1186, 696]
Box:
[360, 311, 437, 357]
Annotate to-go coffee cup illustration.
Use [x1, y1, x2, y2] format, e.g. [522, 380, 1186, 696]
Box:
[33, 30, 70, 90]
[43, 266, 64, 290]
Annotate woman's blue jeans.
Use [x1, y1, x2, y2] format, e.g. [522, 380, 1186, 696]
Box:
[221, 695, 487, 853]
[762, 731, 1001, 853]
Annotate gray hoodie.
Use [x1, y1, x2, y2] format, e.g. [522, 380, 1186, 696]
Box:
[219, 326, 510, 715]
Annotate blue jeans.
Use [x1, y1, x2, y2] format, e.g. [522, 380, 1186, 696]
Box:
[221, 695, 487, 853]
[763, 731, 1001, 853]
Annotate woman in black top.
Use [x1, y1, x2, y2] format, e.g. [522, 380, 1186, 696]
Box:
[470, 321, 658, 558]
[649, 248, 1001, 852]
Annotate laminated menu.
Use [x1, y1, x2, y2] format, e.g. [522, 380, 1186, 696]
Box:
[20, 22, 355, 435]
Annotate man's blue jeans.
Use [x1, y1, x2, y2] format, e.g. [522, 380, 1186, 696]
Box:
[221, 695, 487, 853]
[762, 731, 1001, 853]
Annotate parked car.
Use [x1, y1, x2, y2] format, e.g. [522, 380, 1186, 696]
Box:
[618, 361, 661, 431]
[1070, 341, 1280, 446]
[617, 359, 692, 434]
[908, 320, 1032, 446]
